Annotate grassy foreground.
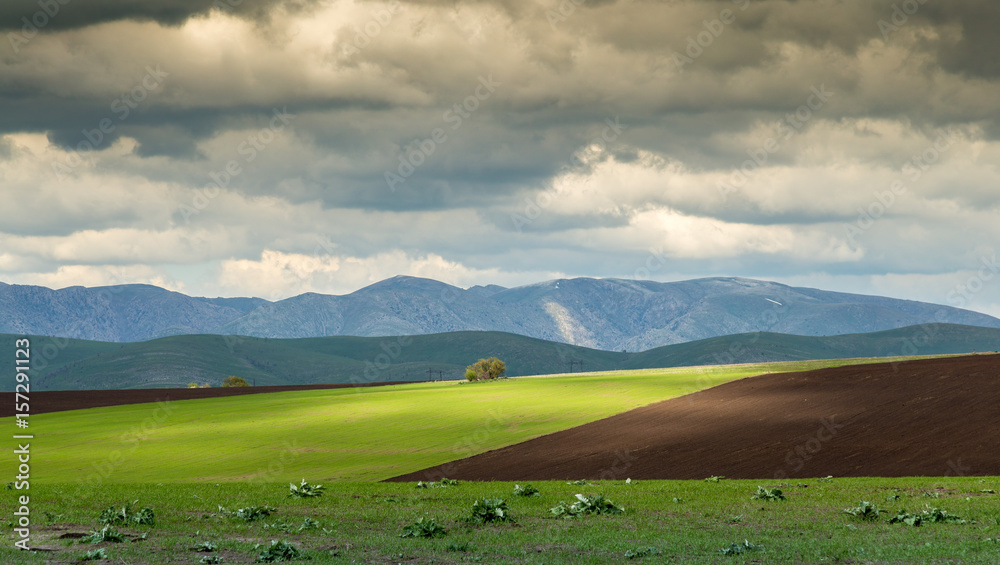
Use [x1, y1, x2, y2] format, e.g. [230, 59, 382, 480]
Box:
[5, 357, 933, 485]
[3, 477, 999, 563]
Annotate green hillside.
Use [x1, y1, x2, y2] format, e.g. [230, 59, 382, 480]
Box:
[5, 323, 999, 391]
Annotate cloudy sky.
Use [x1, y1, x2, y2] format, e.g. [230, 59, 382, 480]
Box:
[2, 0, 999, 315]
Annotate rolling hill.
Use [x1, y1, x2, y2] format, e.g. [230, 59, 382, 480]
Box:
[7, 323, 1000, 391]
[3, 276, 999, 350]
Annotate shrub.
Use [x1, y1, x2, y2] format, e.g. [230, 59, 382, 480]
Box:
[550, 494, 624, 518]
[288, 479, 324, 498]
[99, 501, 154, 526]
[222, 376, 249, 387]
[400, 517, 448, 538]
[751, 486, 786, 501]
[513, 484, 540, 497]
[843, 501, 881, 521]
[464, 357, 506, 381]
[255, 540, 303, 562]
[80, 526, 127, 544]
[468, 498, 513, 524]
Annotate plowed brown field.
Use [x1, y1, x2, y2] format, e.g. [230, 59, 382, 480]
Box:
[390, 354, 1000, 481]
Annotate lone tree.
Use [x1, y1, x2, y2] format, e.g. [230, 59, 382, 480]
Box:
[465, 357, 507, 381]
[222, 375, 250, 387]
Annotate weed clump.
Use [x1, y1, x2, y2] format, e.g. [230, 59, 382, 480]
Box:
[416, 478, 460, 489]
[227, 506, 276, 522]
[550, 494, 624, 518]
[751, 486, 786, 501]
[98, 501, 155, 526]
[399, 517, 447, 538]
[80, 526, 127, 544]
[288, 479, 324, 498]
[888, 506, 965, 526]
[513, 484, 540, 497]
[255, 539, 304, 562]
[625, 546, 660, 559]
[843, 501, 882, 521]
[720, 539, 762, 555]
[468, 498, 514, 524]
[79, 547, 108, 561]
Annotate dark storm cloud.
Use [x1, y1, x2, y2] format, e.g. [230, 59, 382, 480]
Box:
[0, 0, 318, 31]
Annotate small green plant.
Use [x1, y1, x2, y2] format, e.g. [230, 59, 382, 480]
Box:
[415, 478, 459, 489]
[5, 482, 14, 490]
[98, 501, 155, 526]
[550, 494, 624, 518]
[298, 517, 320, 531]
[192, 541, 217, 552]
[843, 501, 882, 521]
[728, 515, 744, 523]
[446, 541, 472, 552]
[44, 510, 66, 523]
[79, 548, 108, 561]
[888, 506, 965, 526]
[625, 546, 660, 559]
[720, 539, 761, 556]
[469, 498, 514, 524]
[513, 484, 540, 497]
[200, 557, 224, 564]
[921, 506, 965, 524]
[288, 479, 324, 498]
[235, 506, 276, 522]
[752, 486, 786, 501]
[704, 475, 725, 483]
[922, 491, 942, 499]
[888, 509, 922, 526]
[255, 540, 303, 562]
[567, 479, 589, 485]
[80, 526, 127, 544]
[400, 517, 448, 538]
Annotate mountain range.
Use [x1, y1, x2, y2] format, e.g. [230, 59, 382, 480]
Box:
[2, 276, 998, 351]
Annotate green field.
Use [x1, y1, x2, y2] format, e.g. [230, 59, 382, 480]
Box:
[3, 478, 999, 563]
[6, 357, 939, 486]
